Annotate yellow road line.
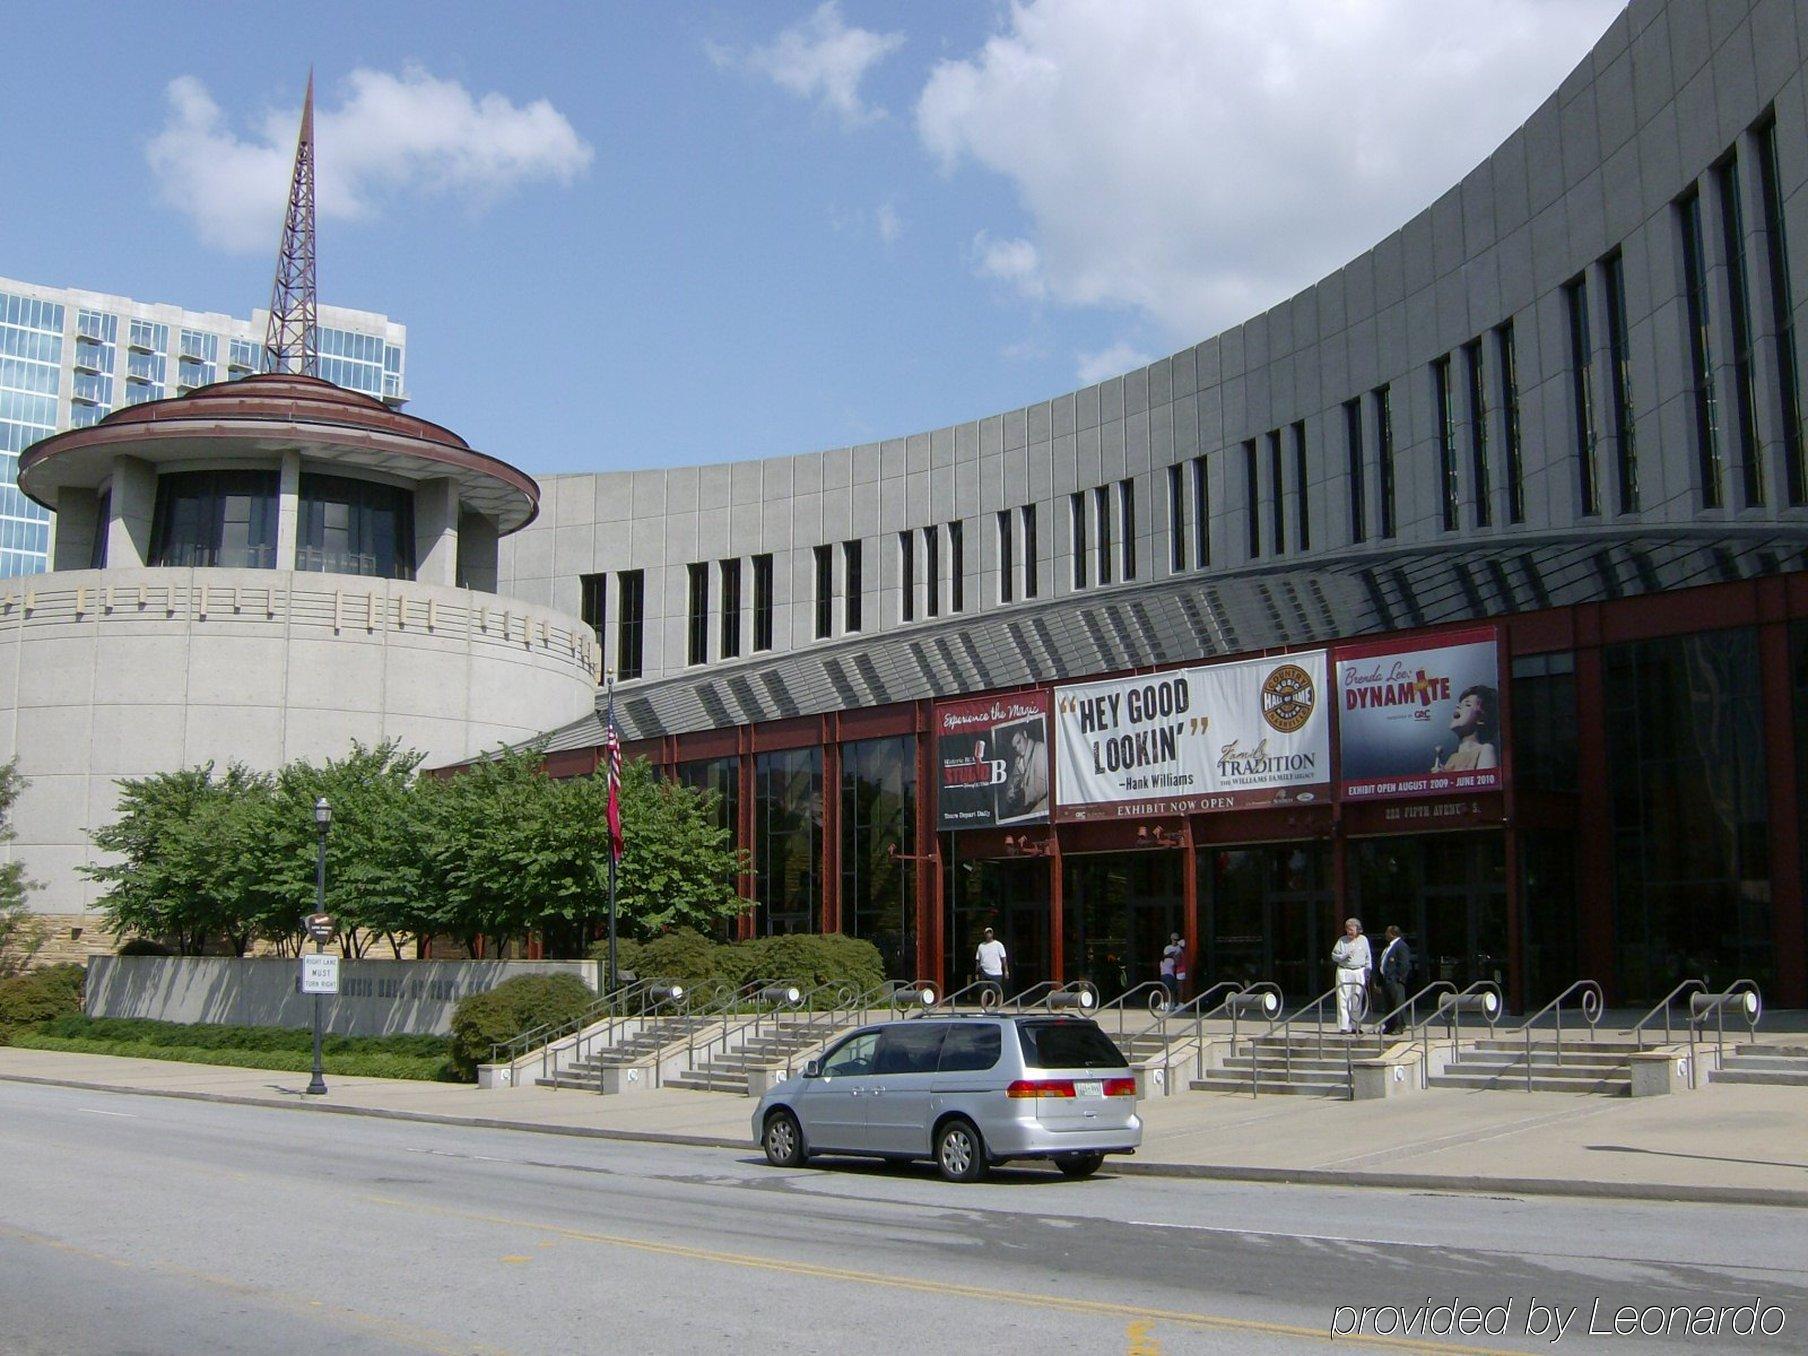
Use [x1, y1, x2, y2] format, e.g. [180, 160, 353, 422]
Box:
[0, 1221, 514, 1356]
[362, 1194, 1518, 1355]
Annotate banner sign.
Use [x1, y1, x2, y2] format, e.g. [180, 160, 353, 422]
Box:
[934, 692, 1051, 830]
[1053, 652, 1330, 820]
[1335, 629, 1505, 800]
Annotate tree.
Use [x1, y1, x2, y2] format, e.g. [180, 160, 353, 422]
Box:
[613, 758, 748, 942]
[0, 761, 41, 977]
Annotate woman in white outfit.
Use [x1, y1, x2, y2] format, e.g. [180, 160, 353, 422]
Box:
[1330, 918, 1372, 1034]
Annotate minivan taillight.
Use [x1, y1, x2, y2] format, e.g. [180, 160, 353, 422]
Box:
[1103, 1077, 1138, 1097]
[1007, 1078, 1076, 1098]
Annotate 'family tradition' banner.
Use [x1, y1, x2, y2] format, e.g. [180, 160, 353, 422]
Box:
[934, 693, 1051, 830]
[1335, 629, 1505, 800]
[1053, 652, 1330, 821]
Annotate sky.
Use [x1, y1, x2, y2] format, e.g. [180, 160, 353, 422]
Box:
[1, 2, 1626, 477]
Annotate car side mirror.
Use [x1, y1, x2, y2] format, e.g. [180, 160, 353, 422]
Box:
[802, 1058, 822, 1079]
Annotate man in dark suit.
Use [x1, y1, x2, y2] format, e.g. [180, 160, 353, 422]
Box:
[1377, 926, 1413, 1035]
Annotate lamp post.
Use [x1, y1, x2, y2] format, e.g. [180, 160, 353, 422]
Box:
[307, 796, 331, 1096]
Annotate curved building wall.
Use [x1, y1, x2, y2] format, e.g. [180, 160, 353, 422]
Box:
[0, 568, 599, 918]
[499, 0, 1808, 712]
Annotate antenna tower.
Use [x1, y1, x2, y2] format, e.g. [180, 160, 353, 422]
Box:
[264, 71, 319, 376]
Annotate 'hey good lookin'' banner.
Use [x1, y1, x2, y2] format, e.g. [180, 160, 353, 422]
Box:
[1053, 652, 1330, 821]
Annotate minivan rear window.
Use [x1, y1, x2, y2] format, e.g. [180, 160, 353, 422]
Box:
[1017, 1020, 1129, 1070]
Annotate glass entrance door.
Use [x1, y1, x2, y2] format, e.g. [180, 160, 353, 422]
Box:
[1202, 843, 1332, 1003]
[945, 855, 1050, 996]
[1351, 833, 1508, 998]
[1061, 853, 1183, 1002]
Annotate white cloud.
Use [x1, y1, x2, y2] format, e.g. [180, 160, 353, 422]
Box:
[1076, 341, 1154, 385]
[918, 0, 1625, 340]
[148, 69, 593, 252]
[876, 201, 904, 244]
[972, 231, 1044, 297]
[736, 2, 905, 127]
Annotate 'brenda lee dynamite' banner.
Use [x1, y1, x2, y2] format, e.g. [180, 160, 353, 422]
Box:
[934, 692, 1052, 830]
[1336, 628, 1506, 800]
[1053, 652, 1330, 821]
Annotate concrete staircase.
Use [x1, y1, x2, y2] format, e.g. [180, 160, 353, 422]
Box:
[1191, 1032, 1385, 1096]
[1709, 1044, 1808, 1087]
[536, 1016, 701, 1090]
[666, 1018, 858, 1094]
[1426, 1038, 1640, 1094]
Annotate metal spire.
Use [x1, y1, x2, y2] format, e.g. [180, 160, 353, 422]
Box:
[264, 71, 319, 376]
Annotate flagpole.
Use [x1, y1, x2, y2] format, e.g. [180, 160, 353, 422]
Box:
[605, 669, 619, 994]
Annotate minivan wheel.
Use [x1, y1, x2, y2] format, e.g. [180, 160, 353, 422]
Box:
[1056, 1152, 1106, 1179]
[935, 1118, 988, 1183]
[764, 1110, 807, 1168]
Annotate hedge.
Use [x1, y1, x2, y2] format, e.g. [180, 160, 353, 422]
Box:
[588, 928, 886, 1000]
[448, 972, 596, 1079]
[9, 1033, 456, 1081]
[0, 963, 85, 1040]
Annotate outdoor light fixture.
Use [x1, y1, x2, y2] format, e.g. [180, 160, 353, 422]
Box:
[1136, 824, 1182, 849]
[1003, 834, 1054, 858]
[315, 796, 332, 831]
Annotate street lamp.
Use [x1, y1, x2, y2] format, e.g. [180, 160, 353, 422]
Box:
[307, 796, 331, 1096]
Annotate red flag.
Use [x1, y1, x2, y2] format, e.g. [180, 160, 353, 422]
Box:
[604, 718, 624, 863]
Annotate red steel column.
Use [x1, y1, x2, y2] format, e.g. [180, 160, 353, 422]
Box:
[1759, 619, 1806, 1005]
[1181, 819, 1200, 1001]
[1574, 642, 1616, 999]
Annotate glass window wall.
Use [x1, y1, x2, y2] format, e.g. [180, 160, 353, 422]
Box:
[148, 470, 279, 569]
[755, 747, 821, 935]
[839, 737, 917, 978]
[296, 473, 415, 579]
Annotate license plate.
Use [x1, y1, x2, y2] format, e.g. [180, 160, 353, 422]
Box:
[1076, 1081, 1103, 1098]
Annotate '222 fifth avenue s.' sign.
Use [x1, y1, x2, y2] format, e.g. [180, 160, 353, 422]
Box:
[1052, 652, 1331, 822]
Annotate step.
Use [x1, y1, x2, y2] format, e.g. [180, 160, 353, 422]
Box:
[1221, 1055, 1370, 1075]
[1709, 1069, 1808, 1087]
[1428, 1071, 1629, 1094]
[1190, 1075, 1348, 1097]
[665, 1072, 752, 1094]
[1732, 1044, 1808, 1061]
[1471, 1039, 1650, 1055]
[1439, 1053, 1631, 1075]
[1720, 1053, 1808, 1072]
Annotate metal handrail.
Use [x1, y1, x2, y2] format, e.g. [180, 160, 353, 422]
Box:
[681, 979, 773, 1078]
[1255, 984, 1360, 1099]
[1406, 980, 1503, 1089]
[1370, 981, 1456, 1089]
[779, 981, 876, 1075]
[1507, 979, 1602, 1091]
[1094, 981, 1173, 1038]
[1686, 978, 1762, 1089]
[1630, 977, 1708, 1048]
[494, 974, 671, 1077]
[1136, 980, 1280, 1095]
[942, 978, 1008, 1010]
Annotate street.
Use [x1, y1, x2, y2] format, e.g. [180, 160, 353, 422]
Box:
[1, 1081, 1804, 1354]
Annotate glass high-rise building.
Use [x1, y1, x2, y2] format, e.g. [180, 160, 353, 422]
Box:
[0, 275, 406, 577]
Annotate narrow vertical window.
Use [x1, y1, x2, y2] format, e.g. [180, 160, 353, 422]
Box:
[1021, 504, 1039, 598]
[996, 510, 1014, 603]
[1602, 251, 1639, 513]
[1375, 384, 1396, 538]
[1464, 341, 1491, 527]
[1758, 116, 1806, 505]
[1268, 430, 1286, 554]
[616, 569, 645, 680]
[1244, 439, 1261, 559]
[924, 524, 941, 617]
[1191, 455, 1209, 567]
[813, 544, 833, 640]
[1070, 491, 1088, 588]
[843, 540, 862, 632]
[1167, 463, 1186, 572]
[719, 558, 742, 658]
[1433, 358, 1458, 531]
[1292, 421, 1309, 551]
[752, 554, 774, 651]
[1718, 156, 1763, 506]
[1565, 277, 1600, 516]
[1680, 190, 1723, 508]
[1497, 321, 1525, 523]
[1344, 398, 1366, 544]
[898, 530, 914, 622]
[1117, 480, 1135, 581]
[948, 520, 965, 612]
[1095, 486, 1113, 585]
[687, 562, 710, 665]
[579, 572, 607, 649]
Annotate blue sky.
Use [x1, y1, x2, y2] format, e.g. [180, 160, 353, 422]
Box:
[2, 2, 1622, 476]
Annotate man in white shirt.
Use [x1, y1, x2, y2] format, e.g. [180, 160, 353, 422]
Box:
[974, 927, 1009, 1005]
[1329, 917, 1372, 1034]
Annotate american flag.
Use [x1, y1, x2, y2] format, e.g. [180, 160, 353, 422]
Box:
[604, 715, 624, 864]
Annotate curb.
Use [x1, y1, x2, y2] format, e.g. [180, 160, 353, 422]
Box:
[6, 1071, 1806, 1210]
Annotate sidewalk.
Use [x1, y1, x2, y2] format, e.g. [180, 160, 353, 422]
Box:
[3, 1045, 1804, 1206]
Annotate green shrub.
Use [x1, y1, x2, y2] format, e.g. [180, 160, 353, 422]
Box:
[116, 938, 174, 956]
[8, 1032, 459, 1081]
[448, 972, 596, 1079]
[722, 934, 885, 996]
[585, 935, 645, 984]
[0, 963, 84, 1040]
[32, 1016, 451, 1061]
[621, 927, 720, 989]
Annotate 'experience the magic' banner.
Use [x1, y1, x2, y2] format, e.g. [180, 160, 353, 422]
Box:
[934, 692, 1052, 830]
[1335, 629, 1505, 800]
[1053, 652, 1329, 821]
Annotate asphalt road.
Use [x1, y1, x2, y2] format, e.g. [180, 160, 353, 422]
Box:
[1, 1081, 1805, 1355]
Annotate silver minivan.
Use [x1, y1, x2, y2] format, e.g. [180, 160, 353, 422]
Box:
[751, 1014, 1141, 1182]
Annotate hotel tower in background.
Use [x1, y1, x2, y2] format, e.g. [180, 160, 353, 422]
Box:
[0, 276, 406, 577]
